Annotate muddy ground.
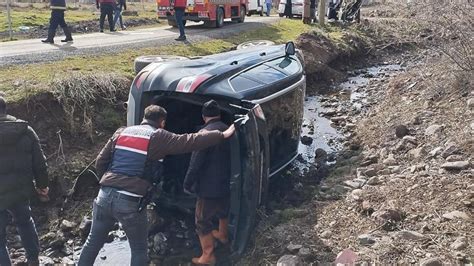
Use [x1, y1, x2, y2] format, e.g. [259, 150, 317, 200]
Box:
[3, 4, 473, 265]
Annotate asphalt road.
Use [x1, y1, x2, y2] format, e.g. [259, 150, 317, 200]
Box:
[0, 16, 281, 67]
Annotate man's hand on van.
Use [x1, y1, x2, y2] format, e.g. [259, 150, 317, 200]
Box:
[223, 124, 236, 139]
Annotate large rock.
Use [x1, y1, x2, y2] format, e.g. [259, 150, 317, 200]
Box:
[277, 255, 303, 266]
[441, 161, 470, 171]
[383, 154, 397, 166]
[441, 142, 459, 158]
[425, 125, 443, 136]
[60, 220, 77, 232]
[372, 209, 404, 223]
[393, 230, 425, 241]
[344, 180, 365, 189]
[79, 216, 92, 238]
[334, 249, 358, 265]
[442, 211, 470, 221]
[395, 125, 409, 138]
[301, 136, 313, 145]
[420, 257, 444, 266]
[428, 147, 443, 157]
[408, 147, 425, 159]
[446, 155, 463, 162]
[450, 237, 468, 251]
[358, 234, 376, 245]
[286, 243, 303, 253]
[467, 98, 474, 108]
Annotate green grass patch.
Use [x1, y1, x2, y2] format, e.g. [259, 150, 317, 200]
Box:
[0, 19, 349, 103]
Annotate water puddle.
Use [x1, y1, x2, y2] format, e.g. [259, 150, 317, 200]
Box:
[297, 64, 403, 168]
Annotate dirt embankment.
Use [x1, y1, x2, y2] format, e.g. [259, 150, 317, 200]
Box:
[240, 4, 473, 264]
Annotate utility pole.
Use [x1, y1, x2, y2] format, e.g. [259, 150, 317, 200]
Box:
[318, 0, 325, 25]
[7, 0, 13, 40]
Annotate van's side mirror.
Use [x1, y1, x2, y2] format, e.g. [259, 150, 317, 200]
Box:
[285, 42, 296, 56]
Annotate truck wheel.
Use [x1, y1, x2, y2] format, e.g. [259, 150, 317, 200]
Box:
[216, 7, 224, 28]
[238, 6, 246, 22]
[134, 55, 188, 74]
[259, 10, 263, 16]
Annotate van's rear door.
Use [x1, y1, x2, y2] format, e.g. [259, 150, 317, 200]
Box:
[229, 104, 264, 255]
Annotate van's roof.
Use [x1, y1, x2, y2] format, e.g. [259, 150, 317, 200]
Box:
[139, 44, 303, 101]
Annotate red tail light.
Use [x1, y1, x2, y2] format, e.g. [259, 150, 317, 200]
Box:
[176, 74, 212, 93]
[134, 71, 149, 90]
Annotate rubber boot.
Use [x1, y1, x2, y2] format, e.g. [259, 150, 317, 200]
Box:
[41, 29, 55, 43]
[192, 234, 216, 265]
[61, 27, 73, 42]
[211, 219, 229, 244]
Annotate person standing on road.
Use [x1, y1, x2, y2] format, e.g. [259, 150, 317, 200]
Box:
[97, 0, 116, 32]
[173, 0, 187, 41]
[0, 96, 49, 266]
[183, 100, 232, 265]
[265, 0, 272, 16]
[284, 0, 293, 18]
[41, 0, 73, 43]
[113, 0, 127, 30]
[77, 105, 235, 266]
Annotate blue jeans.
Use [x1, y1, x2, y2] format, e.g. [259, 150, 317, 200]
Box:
[113, 5, 124, 29]
[78, 187, 148, 266]
[174, 8, 186, 37]
[0, 204, 40, 266]
[266, 3, 272, 16]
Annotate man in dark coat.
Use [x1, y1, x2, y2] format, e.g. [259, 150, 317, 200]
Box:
[78, 105, 235, 265]
[0, 96, 49, 266]
[41, 0, 73, 43]
[97, 0, 117, 32]
[184, 100, 231, 265]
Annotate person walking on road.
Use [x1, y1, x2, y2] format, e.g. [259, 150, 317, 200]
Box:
[0, 96, 49, 266]
[183, 100, 232, 265]
[97, 0, 116, 32]
[113, 0, 127, 30]
[265, 0, 272, 16]
[173, 0, 187, 41]
[77, 105, 235, 266]
[41, 0, 73, 43]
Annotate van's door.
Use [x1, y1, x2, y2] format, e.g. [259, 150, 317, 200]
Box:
[228, 104, 268, 255]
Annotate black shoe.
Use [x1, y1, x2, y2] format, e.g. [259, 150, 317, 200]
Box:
[41, 39, 54, 44]
[61, 38, 73, 42]
[110, 29, 117, 32]
[100, 29, 104, 33]
[175, 36, 186, 41]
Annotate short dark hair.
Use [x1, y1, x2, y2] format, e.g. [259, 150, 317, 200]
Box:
[144, 105, 167, 123]
[0, 96, 6, 115]
[202, 100, 220, 117]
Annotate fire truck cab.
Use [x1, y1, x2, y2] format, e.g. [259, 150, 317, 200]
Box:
[157, 0, 248, 28]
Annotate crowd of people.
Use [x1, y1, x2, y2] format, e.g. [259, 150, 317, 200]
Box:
[0, 94, 235, 265]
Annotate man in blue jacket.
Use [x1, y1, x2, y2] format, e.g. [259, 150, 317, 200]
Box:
[41, 0, 73, 43]
[184, 100, 231, 265]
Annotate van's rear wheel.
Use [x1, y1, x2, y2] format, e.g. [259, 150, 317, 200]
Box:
[216, 7, 224, 28]
[238, 6, 246, 22]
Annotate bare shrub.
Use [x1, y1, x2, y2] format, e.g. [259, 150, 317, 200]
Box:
[409, 0, 473, 71]
[51, 73, 130, 140]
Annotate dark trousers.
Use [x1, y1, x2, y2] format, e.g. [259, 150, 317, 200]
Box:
[100, 3, 115, 31]
[78, 187, 148, 266]
[46, 9, 71, 40]
[0, 204, 40, 266]
[113, 5, 124, 29]
[174, 8, 186, 37]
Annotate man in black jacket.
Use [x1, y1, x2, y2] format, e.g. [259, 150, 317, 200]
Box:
[41, 0, 73, 43]
[0, 96, 49, 266]
[184, 100, 231, 265]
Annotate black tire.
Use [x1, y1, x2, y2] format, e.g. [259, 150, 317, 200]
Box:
[216, 7, 224, 28]
[259, 10, 264, 16]
[134, 55, 188, 74]
[278, 13, 284, 17]
[234, 5, 245, 23]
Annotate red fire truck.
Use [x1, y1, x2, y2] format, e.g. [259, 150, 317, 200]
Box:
[157, 0, 247, 28]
